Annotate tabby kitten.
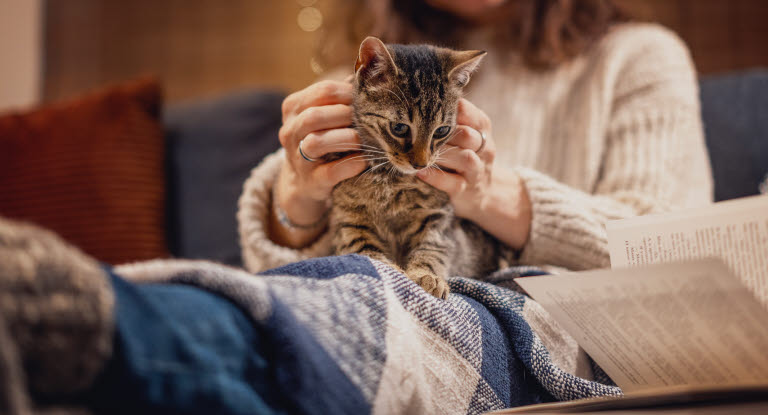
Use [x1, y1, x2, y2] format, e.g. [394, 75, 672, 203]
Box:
[331, 37, 509, 299]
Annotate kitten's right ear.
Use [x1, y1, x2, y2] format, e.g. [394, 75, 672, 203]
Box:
[355, 36, 398, 86]
[447, 50, 486, 88]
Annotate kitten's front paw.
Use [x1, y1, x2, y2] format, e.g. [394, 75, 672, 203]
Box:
[414, 273, 450, 300]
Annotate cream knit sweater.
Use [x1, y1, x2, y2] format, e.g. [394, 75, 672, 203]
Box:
[237, 23, 713, 273]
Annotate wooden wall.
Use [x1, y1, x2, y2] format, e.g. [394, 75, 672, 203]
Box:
[616, 0, 768, 75]
[43, 0, 768, 104]
[43, 0, 319, 102]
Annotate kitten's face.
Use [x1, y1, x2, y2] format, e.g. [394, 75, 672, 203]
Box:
[353, 37, 485, 175]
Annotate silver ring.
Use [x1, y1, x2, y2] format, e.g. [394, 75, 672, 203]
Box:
[298, 139, 317, 162]
[474, 129, 487, 154]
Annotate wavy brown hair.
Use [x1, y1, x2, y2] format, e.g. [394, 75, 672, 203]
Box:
[317, 0, 628, 72]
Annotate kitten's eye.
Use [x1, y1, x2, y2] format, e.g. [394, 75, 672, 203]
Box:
[390, 122, 410, 138]
[433, 126, 451, 139]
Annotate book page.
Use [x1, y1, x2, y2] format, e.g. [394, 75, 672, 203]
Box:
[515, 260, 768, 393]
[606, 196, 768, 307]
[495, 384, 768, 414]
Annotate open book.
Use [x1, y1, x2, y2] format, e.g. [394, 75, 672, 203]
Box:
[502, 195, 768, 412]
[606, 195, 768, 308]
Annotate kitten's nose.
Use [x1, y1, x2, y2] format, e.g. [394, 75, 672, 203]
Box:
[411, 162, 427, 169]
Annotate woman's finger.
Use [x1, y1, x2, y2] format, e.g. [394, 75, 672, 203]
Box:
[456, 98, 492, 132]
[282, 80, 353, 119]
[290, 104, 354, 147]
[289, 131, 359, 179]
[447, 125, 483, 151]
[417, 168, 466, 196]
[447, 125, 495, 163]
[438, 147, 485, 183]
[435, 145, 485, 183]
[300, 128, 361, 159]
[311, 152, 368, 189]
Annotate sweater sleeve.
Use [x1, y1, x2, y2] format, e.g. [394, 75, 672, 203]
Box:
[516, 26, 714, 270]
[237, 149, 334, 273]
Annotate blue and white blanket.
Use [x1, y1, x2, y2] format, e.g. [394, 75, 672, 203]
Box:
[117, 254, 621, 414]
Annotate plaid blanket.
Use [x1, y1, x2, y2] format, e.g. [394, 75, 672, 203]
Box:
[117, 254, 620, 414]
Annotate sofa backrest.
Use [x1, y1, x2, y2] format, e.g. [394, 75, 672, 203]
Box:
[700, 69, 768, 201]
[163, 89, 283, 265]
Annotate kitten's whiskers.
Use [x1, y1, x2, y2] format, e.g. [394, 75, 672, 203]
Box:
[324, 143, 388, 155]
[370, 160, 389, 171]
[336, 154, 373, 167]
[325, 142, 384, 150]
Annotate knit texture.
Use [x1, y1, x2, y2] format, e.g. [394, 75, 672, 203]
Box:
[238, 23, 713, 272]
[0, 217, 114, 414]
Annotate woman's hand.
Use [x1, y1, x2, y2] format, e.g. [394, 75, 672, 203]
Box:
[417, 98, 533, 250]
[271, 80, 367, 248]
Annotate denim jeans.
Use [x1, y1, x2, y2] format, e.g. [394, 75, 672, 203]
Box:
[87, 271, 285, 415]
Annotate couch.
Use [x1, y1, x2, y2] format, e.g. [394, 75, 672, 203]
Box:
[165, 70, 768, 268]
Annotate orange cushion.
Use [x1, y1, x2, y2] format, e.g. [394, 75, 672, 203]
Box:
[0, 79, 168, 264]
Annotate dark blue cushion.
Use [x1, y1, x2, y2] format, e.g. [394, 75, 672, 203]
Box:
[163, 90, 284, 266]
[700, 70, 768, 201]
[92, 271, 285, 414]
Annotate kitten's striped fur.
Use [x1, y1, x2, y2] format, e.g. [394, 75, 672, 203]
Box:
[331, 37, 509, 299]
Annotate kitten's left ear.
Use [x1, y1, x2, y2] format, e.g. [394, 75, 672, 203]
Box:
[355, 36, 398, 86]
[448, 50, 487, 88]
